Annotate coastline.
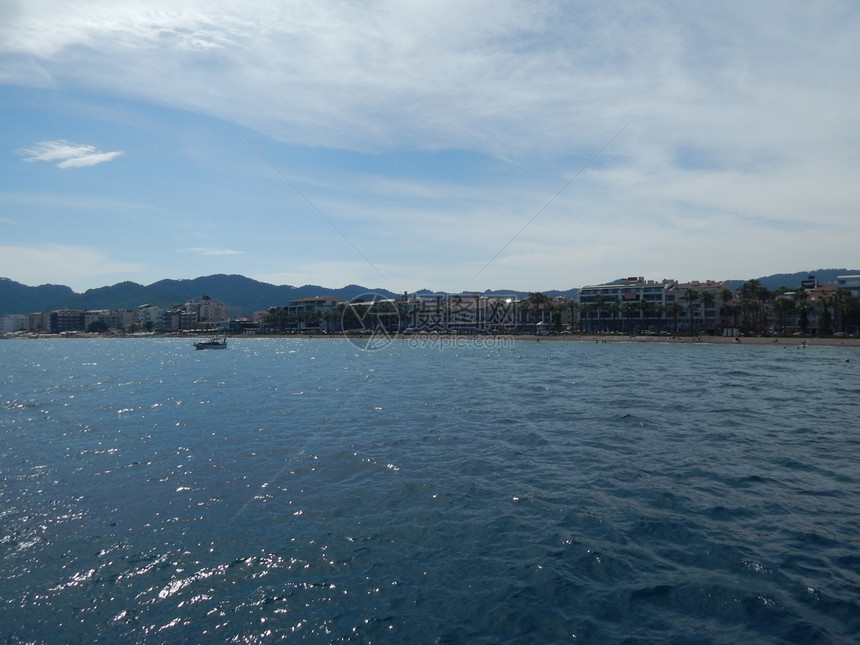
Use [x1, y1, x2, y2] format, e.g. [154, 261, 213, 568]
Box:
[495, 333, 860, 347]
[7, 332, 860, 348]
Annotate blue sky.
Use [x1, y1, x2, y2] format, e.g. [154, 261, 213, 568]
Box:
[2, 1, 859, 293]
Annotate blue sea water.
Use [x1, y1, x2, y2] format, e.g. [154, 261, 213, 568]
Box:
[0, 337, 858, 644]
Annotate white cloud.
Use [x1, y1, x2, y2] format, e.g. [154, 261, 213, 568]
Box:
[16, 140, 124, 168]
[182, 247, 245, 256]
[0, 244, 145, 291]
[58, 150, 124, 168]
[0, 2, 848, 152]
[4, 2, 859, 161]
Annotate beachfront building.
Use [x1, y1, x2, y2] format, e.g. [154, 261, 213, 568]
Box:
[287, 296, 343, 332]
[84, 309, 126, 332]
[578, 277, 729, 334]
[667, 280, 729, 334]
[0, 314, 29, 334]
[28, 312, 49, 333]
[263, 296, 344, 332]
[49, 309, 86, 333]
[805, 283, 837, 336]
[179, 296, 228, 324]
[578, 277, 675, 333]
[169, 296, 229, 330]
[836, 275, 860, 298]
[136, 304, 170, 331]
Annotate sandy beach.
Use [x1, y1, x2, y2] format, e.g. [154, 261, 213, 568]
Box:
[12, 332, 860, 349]
[496, 333, 860, 348]
[352, 332, 860, 349]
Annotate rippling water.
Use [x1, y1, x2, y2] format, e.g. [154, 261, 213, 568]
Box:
[1, 338, 858, 643]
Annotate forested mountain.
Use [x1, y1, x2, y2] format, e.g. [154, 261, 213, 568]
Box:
[0, 278, 75, 315]
[0, 275, 396, 316]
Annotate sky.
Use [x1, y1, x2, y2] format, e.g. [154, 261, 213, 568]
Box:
[1, 1, 859, 294]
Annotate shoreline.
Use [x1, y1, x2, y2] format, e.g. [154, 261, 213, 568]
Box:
[403, 333, 860, 348]
[7, 332, 860, 348]
[500, 333, 860, 346]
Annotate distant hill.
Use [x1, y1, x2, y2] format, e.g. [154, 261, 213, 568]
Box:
[0, 278, 75, 315]
[2, 270, 858, 316]
[0, 274, 398, 316]
[727, 269, 859, 292]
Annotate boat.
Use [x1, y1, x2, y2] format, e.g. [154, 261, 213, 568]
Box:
[194, 334, 227, 350]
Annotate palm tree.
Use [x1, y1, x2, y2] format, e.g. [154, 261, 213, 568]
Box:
[719, 288, 735, 331]
[755, 283, 772, 333]
[608, 301, 621, 332]
[667, 301, 683, 334]
[700, 291, 715, 333]
[794, 289, 810, 335]
[639, 299, 654, 331]
[832, 289, 852, 334]
[579, 303, 594, 333]
[654, 303, 665, 333]
[771, 296, 795, 335]
[621, 301, 639, 333]
[550, 299, 563, 332]
[567, 299, 580, 332]
[684, 289, 700, 335]
[594, 294, 605, 332]
[817, 294, 834, 336]
[523, 292, 551, 333]
[737, 279, 771, 333]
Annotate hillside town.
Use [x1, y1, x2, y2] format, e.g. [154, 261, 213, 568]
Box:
[3, 275, 860, 338]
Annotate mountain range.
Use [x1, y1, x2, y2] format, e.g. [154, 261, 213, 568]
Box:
[0, 270, 856, 316]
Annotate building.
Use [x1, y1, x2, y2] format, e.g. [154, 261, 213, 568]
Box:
[578, 277, 729, 333]
[578, 277, 676, 333]
[287, 296, 343, 331]
[0, 314, 29, 334]
[179, 296, 228, 324]
[49, 310, 86, 333]
[169, 296, 228, 330]
[84, 309, 125, 331]
[264, 297, 344, 332]
[667, 280, 730, 333]
[836, 275, 860, 298]
[136, 304, 169, 331]
[28, 312, 49, 333]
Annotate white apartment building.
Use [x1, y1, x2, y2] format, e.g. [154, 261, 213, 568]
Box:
[180, 296, 228, 323]
[836, 275, 860, 298]
[578, 277, 729, 333]
[0, 314, 29, 333]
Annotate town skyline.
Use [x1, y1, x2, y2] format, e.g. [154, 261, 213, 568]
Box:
[5, 272, 859, 338]
[3, 2, 859, 293]
[2, 269, 858, 320]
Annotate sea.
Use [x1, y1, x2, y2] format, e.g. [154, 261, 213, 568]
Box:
[1, 337, 858, 644]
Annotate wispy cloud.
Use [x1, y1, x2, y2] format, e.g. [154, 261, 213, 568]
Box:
[0, 244, 144, 291]
[182, 247, 245, 256]
[16, 140, 124, 168]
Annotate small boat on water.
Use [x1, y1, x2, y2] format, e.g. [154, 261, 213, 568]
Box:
[194, 335, 227, 350]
